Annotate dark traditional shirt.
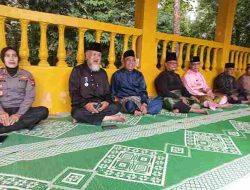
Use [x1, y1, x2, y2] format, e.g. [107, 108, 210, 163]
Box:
[69, 63, 112, 108]
[155, 70, 191, 98]
[237, 74, 250, 97]
[213, 73, 237, 96]
[0, 68, 35, 115]
[111, 68, 148, 104]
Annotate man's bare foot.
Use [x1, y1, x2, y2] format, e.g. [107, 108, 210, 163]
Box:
[173, 109, 179, 113]
[203, 110, 209, 114]
[190, 108, 208, 114]
[72, 118, 78, 124]
[198, 109, 209, 114]
[134, 110, 142, 116]
[242, 100, 250, 104]
[103, 115, 127, 122]
[219, 103, 233, 108]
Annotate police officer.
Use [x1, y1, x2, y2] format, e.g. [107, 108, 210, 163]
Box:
[69, 42, 126, 125]
[0, 47, 49, 134]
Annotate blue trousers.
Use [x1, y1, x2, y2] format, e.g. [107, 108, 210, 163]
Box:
[124, 96, 163, 115]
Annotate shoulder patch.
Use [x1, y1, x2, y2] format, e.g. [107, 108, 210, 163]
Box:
[0, 75, 6, 81]
[19, 75, 28, 81]
[19, 69, 32, 76]
[29, 76, 35, 86]
[0, 68, 7, 75]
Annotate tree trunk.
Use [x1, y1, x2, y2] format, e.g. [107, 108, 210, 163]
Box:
[173, 0, 180, 54]
[173, 0, 180, 35]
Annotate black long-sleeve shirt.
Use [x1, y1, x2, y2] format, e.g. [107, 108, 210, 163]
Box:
[213, 73, 237, 96]
[155, 70, 191, 98]
[69, 63, 112, 108]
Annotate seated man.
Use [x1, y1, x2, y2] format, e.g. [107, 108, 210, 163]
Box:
[237, 64, 250, 100]
[155, 52, 207, 114]
[214, 62, 250, 104]
[69, 42, 126, 125]
[111, 50, 162, 116]
[0, 47, 49, 134]
[182, 56, 230, 110]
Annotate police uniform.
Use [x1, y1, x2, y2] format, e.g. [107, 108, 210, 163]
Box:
[0, 68, 49, 134]
[69, 63, 121, 125]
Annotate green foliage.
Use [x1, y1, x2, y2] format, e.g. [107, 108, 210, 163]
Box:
[232, 0, 250, 47]
[181, 0, 250, 48]
[158, 0, 195, 36]
[188, 0, 218, 40]
[1, 0, 135, 66]
[0, 0, 249, 67]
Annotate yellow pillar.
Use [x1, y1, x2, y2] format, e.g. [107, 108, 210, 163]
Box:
[39, 22, 49, 66]
[95, 30, 103, 43]
[0, 16, 6, 66]
[106, 32, 117, 80]
[215, 0, 237, 71]
[135, 0, 159, 95]
[131, 35, 137, 53]
[230, 51, 235, 63]
[211, 48, 219, 71]
[194, 45, 199, 56]
[160, 40, 168, 69]
[19, 19, 30, 66]
[205, 47, 211, 71]
[177, 43, 184, 72]
[199, 46, 205, 69]
[121, 34, 130, 61]
[57, 25, 67, 67]
[185, 44, 192, 70]
[76, 28, 87, 65]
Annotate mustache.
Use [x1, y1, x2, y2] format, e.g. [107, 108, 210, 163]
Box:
[87, 62, 100, 72]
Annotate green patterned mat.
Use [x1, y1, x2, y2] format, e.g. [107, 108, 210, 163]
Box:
[0, 105, 250, 190]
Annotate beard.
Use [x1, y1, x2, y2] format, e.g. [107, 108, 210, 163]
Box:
[87, 62, 100, 72]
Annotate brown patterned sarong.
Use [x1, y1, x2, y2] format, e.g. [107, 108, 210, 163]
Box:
[120, 96, 142, 112]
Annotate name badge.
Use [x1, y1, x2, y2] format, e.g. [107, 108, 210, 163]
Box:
[83, 77, 89, 87]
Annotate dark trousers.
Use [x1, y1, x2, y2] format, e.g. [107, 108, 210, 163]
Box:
[71, 103, 122, 125]
[173, 101, 191, 113]
[228, 97, 241, 104]
[0, 107, 49, 134]
[227, 94, 248, 104]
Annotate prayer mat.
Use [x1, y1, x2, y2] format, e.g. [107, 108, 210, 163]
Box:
[0, 105, 250, 189]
